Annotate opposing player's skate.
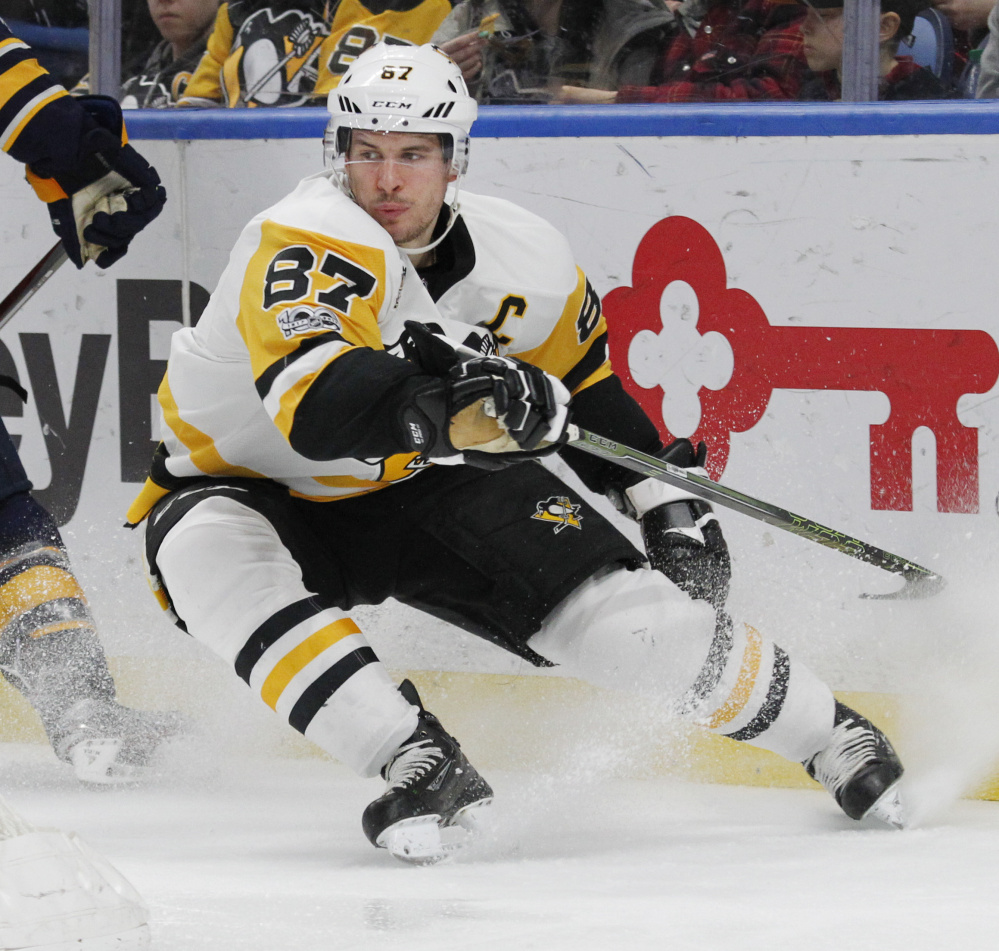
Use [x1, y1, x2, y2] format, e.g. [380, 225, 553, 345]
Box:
[362, 680, 493, 864]
[803, 700, 905, 828]
[51, 698, 185, 786]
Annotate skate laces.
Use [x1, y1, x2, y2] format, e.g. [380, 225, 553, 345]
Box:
[385, 738, 445, 792]
[808, 716, 878, 795]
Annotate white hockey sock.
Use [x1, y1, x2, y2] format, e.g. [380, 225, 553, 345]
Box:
[155, 495, 418, 777]
[685, 620, 834, 763]
[529, 566, 834, 764]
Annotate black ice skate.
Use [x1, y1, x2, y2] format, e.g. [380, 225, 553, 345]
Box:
[51, 698, 185, 785]
[362, 680, 493, 864]
[803, 700, 905, 828]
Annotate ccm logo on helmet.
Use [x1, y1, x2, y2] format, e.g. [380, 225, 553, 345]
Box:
[371, 100, 413, 109]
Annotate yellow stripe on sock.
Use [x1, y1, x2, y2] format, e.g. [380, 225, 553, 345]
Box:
[260, 617, 361, 711]
[0, 565, 87, 629]
[706, 625, 763, 729]
[29, 619, 95, 638]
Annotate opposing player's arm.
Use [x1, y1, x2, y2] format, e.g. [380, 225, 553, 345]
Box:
[1, 23, 166, 268]
[1, 25, 78, 165]
[239, 221, 445, 461]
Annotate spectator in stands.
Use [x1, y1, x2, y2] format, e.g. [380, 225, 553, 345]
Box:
[555, 0, 810, 103]
[933, 0, 991, 31]
[931, 0, 990, 80]
[13, 1, 164, 84]
[434, 0, 676, 104]
[73, 0, 221, 107]
[975, 0, 998, 94]
[177, 0, 451, 107]
[797, 0, 954, 99]
[122, 0, 221, 106]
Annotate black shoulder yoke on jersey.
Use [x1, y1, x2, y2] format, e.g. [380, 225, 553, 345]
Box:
[416, 210, 476, 302]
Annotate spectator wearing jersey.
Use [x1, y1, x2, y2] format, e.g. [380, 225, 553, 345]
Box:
[122, 0, 221, 106]
[178, 0, 452, 108]
[72, 0, 220, 107]
[434, 0, 676, 103]
[797, 0, 955, 100]
[558, 0, 810, 103]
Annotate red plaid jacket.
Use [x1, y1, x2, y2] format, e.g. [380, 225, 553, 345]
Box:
[616, 0, 808, 102]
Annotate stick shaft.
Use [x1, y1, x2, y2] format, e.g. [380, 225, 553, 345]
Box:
[0, 243, 68, 333]
[567, 425, 944, 598]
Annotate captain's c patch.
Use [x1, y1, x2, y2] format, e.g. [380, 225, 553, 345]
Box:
[532, 496, 583, 534]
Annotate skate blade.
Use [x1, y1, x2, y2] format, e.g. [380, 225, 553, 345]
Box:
[378, 798, 494, 866]
[69, 739, 146, 787]
[447, 796, 494, 833]
[863, 781, 907, 829]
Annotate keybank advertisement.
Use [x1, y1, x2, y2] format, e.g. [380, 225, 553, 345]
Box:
[1, 133, 997, 689]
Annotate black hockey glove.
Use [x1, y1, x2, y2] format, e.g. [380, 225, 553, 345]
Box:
[27, 96, 166, 269]
[621, 438, 731, 611]
[400, 321, 571, 465]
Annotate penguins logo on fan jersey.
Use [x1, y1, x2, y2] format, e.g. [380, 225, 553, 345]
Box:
[276, 304, 343, 339]
[233, 8, 326, 106]
[531, 496, 583, 534]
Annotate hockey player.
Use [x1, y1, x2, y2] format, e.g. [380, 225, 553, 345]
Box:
[1, 22, 181, 784]
[127, 42, 906, 863]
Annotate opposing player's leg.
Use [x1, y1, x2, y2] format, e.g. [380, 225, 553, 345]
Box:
[145, 480, 493, 863]
[0, 422, 180, 784]
[528, 565, 904, 826]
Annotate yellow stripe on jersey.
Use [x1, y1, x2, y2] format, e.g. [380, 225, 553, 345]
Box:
[221, 45, 244, 108]
[238, 220, 389, 442]
[158, 374, 265, 479]
[260, 617, 361, 710]
[508, 267, 612, 396]
[0, 565, 87, 631]
[707, 626, 764, 729]
[0, 54, 51, 108]
[285, 451, 427, 501]
[238, 220, 387, 372]
[0, 57, 67, 154]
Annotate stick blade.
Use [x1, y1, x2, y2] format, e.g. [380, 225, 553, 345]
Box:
[861, 568, 947, 600]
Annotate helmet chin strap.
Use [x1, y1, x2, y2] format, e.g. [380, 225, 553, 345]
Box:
[401, 184, 463, 258]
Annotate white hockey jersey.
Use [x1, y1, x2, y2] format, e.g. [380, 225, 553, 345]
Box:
[128, 177, 610, 522]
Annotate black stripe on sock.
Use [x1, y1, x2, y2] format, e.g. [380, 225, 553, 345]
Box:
[680, 611, 735, 714]
[234, 596, 327, 684]
[288, 646, 378, 733]
[724, 646, 791, 742]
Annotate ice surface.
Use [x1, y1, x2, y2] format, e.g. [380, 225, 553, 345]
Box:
[3, 741, 999, 951]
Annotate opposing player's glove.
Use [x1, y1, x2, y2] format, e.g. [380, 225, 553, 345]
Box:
[400, 320, 571, 466]
[26, 96, 166, 269]
[619, 438, 731, 610]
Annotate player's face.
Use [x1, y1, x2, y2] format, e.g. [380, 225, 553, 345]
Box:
[800, 6, 845, 73]
[345, 131, 454, 249]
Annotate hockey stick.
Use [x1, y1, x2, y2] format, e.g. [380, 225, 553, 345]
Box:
[0, 242, 68, 334]
[566, 425, 945, 600]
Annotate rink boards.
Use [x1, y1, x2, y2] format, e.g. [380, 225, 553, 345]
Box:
[2, 104, 999, 798]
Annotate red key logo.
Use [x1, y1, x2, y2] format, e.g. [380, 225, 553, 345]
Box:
[603, 216, 999, 514]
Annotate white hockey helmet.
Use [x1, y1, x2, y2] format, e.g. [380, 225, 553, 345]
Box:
[324, 42, 478, 186]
